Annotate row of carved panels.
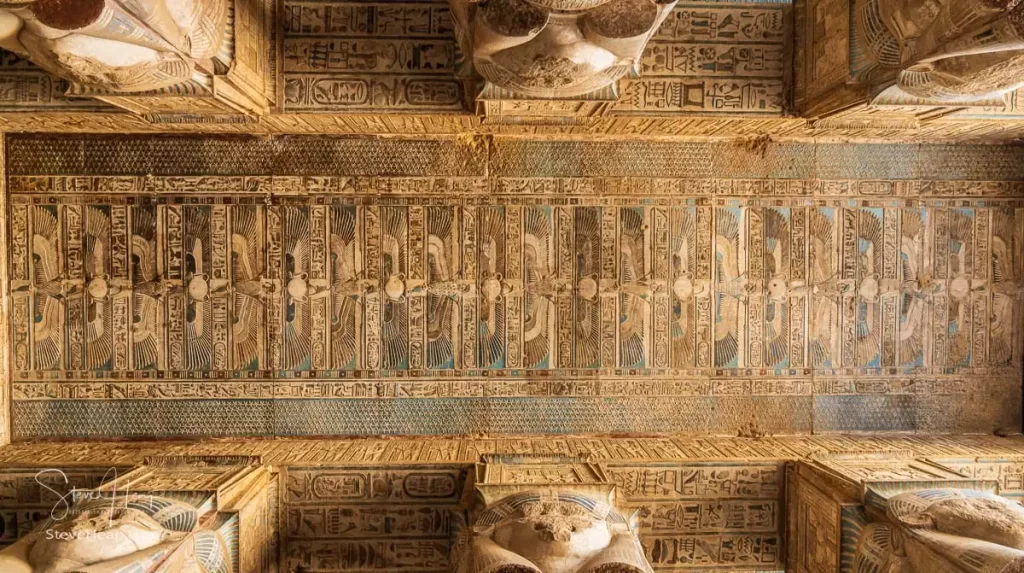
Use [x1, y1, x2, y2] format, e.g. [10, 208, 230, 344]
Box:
[7, 450, 1024, 571]
[0, 3, 787, 116]
[9, 198, 1022, 382]
[0, 462, 783, 570]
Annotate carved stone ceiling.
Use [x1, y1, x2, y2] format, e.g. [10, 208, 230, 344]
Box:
[4, 134, 1023, 440]
[0, 0, 1022, 140]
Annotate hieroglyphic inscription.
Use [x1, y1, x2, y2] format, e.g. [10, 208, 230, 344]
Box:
[278, 1, 785, 115]
[609, 463, 783, 570]
[5, 136, 1024, 439]
[285, 466, 466, 572]
[0, 468, 121, 548]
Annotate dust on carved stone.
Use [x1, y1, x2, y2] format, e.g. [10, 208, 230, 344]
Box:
[482, 0, 548, 36]
[587, 0, 657, 38]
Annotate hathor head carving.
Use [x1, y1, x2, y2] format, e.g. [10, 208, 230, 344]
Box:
[452, 492, 653, 573]
[450, 0, 676, 98]
[0, 494, 230, 573]
[0, 0, 229, 93]
[854, 0, 1024, 102]
[853, 489, 1024, 573]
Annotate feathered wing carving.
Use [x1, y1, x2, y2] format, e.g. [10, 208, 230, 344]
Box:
[32, 206, 63, 370]
[231, 205, 264, 370]
[574, 208, 601, 368]
[381, 207, 409, 369]
[946, 209, 974, 367]
[809, 208, 839, 368]
[763, 207, 790, 368]
[523, 207, 554, 369]
[84, 206, 112, 370]
[899, 209, 925, 367]
[714, 208, 742, 368]
[989, 209, 1018, 366]
[426, 207, 456, 369]
[282, 207, 311, 370]
[184, 207, 213, 370]
[478, 207, 506, 368]
[330, 206, 359, 370]
[856, 209, 882, 368]
[670, 208, 696, 367]
[619, 208, 646, 368]
[132, 206, 161, 370]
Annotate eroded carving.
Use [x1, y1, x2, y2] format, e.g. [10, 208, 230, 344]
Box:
[453, 492, 652, 573]
[0, 0, 228, 93]
[853, 489, 1024, 572]
[0, 495, 219, 573]
[855, 0, 1024, 103]
[449, 0, 677, 98]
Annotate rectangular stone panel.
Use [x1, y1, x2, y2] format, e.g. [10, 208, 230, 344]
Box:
[5, 136, 1024, 439]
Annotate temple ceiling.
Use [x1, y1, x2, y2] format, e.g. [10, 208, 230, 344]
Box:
[0, 2, 1023, 572]
[0, 0, 1021, 140]
[3, 134, 1023, 440]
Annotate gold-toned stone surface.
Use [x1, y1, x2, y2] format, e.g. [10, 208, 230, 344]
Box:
[2, 435, 1024, 571]
[0, 456, 278, 572]
[0, 0, 274, 117]
[4, 134, 1024, 439]
[0, 0, 1022, 139]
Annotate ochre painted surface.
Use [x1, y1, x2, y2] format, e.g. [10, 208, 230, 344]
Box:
[0, 0, 1022, 140]
[5, 135, 1024, 439]
[2, 435, 1024, 571]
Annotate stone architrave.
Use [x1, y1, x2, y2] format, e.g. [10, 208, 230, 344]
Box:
[0, 456, 278, 573]
[448, 0, 677, 102]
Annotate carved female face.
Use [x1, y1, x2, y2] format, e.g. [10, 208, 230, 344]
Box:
[491, 501, 614, 573]
[28, 507, 177, 573]
[459, 0, 676, 97]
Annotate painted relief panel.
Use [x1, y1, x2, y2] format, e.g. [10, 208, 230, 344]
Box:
[283, 465, 467, 571]
[5, 137, 1024, 438]
[280, 1, 786, 115]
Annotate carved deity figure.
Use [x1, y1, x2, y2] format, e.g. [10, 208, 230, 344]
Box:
[0, 494, 230, 573]
[451, 492, 654, 573]
[0, 0, 228, 93]
[855, 0, 1024, 102]
[448, 0, 676, 98]
[853, 489, 1024, 573]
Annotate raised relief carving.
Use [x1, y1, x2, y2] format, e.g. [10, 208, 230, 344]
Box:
[854, 0, 1024, 104]
[452, 455, 654, 573]
[453, 493, 653, 573]
[0, 0, 272, 117]
[0, 456, 278, 573]
[0, 0, 227, 93]
[448, 0, 677, 100]
[0, 495, 205, 573]
[853, 489, 1024, 573]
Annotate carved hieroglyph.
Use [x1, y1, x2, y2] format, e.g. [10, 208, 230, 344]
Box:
[448, 0, 677, 99]
[4, 136, 1024, 438]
